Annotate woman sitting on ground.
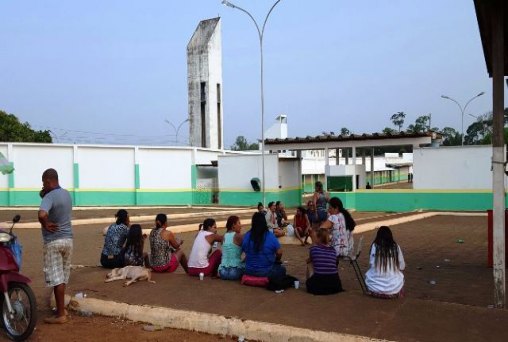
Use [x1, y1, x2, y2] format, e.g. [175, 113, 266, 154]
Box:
[365, 226, 405, 298]
[257, 202, 266, 214]
[265, 201, 285, 237]
[149, 213, 188, 273]
[218, 216, 245, 280]
[242, 212, 286, 279]
[306, 228, 343, 295]
[320, 197, 356, 257]
[122, 224, 149, 267]
[100, 209, 130, 269]
[293, 206, 311, 246]
[188, 218, 223, 277]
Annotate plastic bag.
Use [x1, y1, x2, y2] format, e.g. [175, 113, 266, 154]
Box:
[0, 152, 14, 175]
[9, 239, 23, 270]
[285, 224, 295, 237]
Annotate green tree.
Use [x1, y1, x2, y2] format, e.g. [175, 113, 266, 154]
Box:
[340, 127, 350, 136]
[464, 108, 508, 145]
[390, 112, 406, 132]
[441, 127, 462, 146]
[0, 110, 52, 143]
[230, 136, 258, 151]
[406, 115, 432, 134]
[382, 127, 397, 135]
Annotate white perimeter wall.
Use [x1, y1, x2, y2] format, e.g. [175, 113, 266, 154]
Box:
[278, 159, 300, 189]
[79, 147, 134, 189]
[138, 148, 191, 189]
[0, 143, 232, 192]
[12, 145, 74, 189]
[218, 154, 279, 191]
[413, 145, 507, 189]
[0, 145, 9, 188]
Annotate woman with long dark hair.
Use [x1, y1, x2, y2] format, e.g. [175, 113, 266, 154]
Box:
[100, 209, 129, 269]
[122, 224, 149, 267]
[218, 216, 245, 280]
[187, 218, 223, 277]
[149, 213, 188, 273]
[320, 197, 356, 257]
[242, 212, 286, 279]
[365, 226, 405, 298]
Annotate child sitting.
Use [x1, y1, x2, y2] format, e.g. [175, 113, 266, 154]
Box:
[365, 226, 405, 298]
[122, 224, 149, 267]
[306, 228, 343, 295]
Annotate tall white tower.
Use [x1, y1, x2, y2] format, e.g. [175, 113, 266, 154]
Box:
[187, 17, 223, 149]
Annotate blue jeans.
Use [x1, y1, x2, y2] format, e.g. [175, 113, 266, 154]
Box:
[219, 266, 244, 280]
[247, 263, 286, 279]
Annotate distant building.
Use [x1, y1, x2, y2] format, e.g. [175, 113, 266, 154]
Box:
[265, 114, 288, 140]
[187, 17, 223, 149]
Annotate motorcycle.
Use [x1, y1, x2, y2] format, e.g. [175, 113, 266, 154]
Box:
[0, 215, 37, 341]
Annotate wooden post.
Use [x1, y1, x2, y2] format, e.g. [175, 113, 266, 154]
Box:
[491, 0, 506, 308]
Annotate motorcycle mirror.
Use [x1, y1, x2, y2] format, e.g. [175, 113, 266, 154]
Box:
[12, 215, 20, 224]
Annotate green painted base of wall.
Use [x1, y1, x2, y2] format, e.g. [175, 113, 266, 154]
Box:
[136, 192, 193, 206]
[219, 189, 302, 207]
[0, 190, 196, 206]
[2, 189, 505, 211]
[331, 191, 508, 212]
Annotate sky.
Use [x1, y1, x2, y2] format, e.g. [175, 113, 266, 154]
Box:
[0, 0, 506, 147]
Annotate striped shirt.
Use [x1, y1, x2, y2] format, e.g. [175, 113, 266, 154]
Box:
[310, 244, 338, 275]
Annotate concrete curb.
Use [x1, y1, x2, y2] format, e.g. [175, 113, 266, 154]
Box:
[67, 296, 388, 342]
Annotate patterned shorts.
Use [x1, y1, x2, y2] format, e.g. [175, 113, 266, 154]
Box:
[43, 239, 73, 287]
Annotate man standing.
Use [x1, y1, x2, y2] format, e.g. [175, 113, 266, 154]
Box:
[38, 168, 73, 324]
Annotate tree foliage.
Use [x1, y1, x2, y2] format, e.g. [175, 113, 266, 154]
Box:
[230, 136, 259, 151]
[390, 112, 406, 132]
[0, 110, 52, 143]
[340, 127, 350, 136]
[440, 127, 462, 146]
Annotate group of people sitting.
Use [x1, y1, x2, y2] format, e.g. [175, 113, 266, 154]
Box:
[100, 182, 405, 298]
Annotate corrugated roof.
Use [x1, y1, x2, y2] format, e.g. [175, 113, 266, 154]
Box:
[474, 0, 508, 76]
[265, 131, 436, 145]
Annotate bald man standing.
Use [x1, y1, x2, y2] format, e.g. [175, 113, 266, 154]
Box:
[38, 168, 73, 324]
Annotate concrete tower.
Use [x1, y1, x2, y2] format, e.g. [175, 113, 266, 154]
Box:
[187, 17, 223, 149]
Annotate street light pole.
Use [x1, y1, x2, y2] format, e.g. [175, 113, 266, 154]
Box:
[164, 118, 190, 145]
[441, 92, 485, 146]
[221, 0, 283, 206]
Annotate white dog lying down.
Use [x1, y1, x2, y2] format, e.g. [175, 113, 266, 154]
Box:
[105, 266, 155, 286]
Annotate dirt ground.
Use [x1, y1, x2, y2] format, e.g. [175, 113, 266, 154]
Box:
[1, 209, 507, 341]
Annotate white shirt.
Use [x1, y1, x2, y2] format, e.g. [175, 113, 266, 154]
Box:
[365, 244, 405, 295]
[188, 230, 213, 269]
[265, 211, 278, 230]
[328, 213, 353, 257]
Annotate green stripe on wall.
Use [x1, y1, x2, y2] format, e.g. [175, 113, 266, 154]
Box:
[219, 188, 302, 207]
[134, 164, 140, 189]
[330, 191, 508, 212]
[136, 191, 193, 206]
[73, 163, 79, 188]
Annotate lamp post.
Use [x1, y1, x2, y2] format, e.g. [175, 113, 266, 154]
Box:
[221, 0, 283, 206]
[441, 92, 485, 146]
[164, 118, 189, 145]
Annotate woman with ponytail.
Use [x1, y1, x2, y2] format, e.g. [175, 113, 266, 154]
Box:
[365, 226, 405, 298]
[187, 218, 223, 277]
[149, 213, 188, 273]
[320, 197, 356, 257]
[218, 216, 245, 280]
